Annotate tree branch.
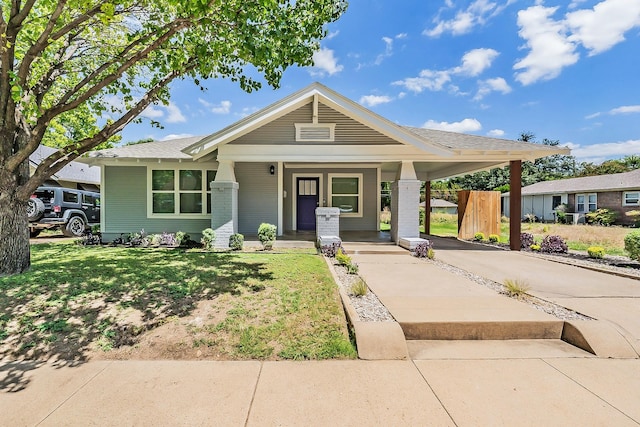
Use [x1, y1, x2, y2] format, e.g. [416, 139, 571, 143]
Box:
[21, 62, 196, 197]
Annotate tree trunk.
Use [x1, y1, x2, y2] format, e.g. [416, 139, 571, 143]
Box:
[0, 193, 31, 276]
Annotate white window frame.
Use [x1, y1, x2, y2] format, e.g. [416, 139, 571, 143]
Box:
[147, 166, 216, 219]
[576, 193, 597, 212]
[623, 191, 640, 206]
[328, 173, 363, 218]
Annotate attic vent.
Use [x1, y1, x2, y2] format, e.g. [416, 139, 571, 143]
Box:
[295, 123, 336, 142]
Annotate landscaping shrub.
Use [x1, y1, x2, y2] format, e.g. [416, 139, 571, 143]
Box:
[159, 232, 177, 246]
[473, 232, 485, 242]
[530, 244, 541, 252]
[380, 207, 391, 225]
[587, 246, 605, 259]
[624, 230, 640, 261]
[504, 279, 530, 297]
[586, 208, 617, 226]
[412, 240, 435, 259]
[626, 210, 640, 227]
[175, 231, 190, 246]
[229, 233, 244, 251]
[351, 279, 368, 297]
[321, 242, 342, 258]
[540, 235, 568, 254]
[201, 228, 216, 250]
[488, 234, 499, 243]
[335, 248, 351, 266]
[524, 213, 537, 223]
[520, 232, 534, 249]
[346, 262, 359, 274]
[258, 223, 277, 249]
[555, 203, 568, 224]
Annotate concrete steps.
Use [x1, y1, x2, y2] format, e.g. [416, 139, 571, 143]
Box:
[400, 320, 564, 341]
[407, 339, 594, 360]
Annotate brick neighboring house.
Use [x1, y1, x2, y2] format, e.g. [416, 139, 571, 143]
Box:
[502, 169, 640, 224]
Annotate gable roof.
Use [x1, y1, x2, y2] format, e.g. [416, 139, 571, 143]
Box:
[429, 198, 458, 208]
[87, 136, 204, 160]
[507, 169, 640, 196]
[183, 82, 455, 159]
[31, 145, 101, 185]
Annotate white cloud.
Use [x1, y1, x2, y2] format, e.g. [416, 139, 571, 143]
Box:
[474, 77, 512, 100]
[393, 48, 499, 93]
[514, 0, 640, 85]
[488, 129, 505, 137]
[585, 112, 602, 119]
[165, 103, 186, 123]
[514, 5, 579, 85]
[610, 105, 640, 115]
[395, 32, 408, 39]
[422, 118, 482, 133]
[567, 139, 640, 162]
[424, 0, 514, 37]
[199, 98, 232, 114]
[566, 0, 640, 56]
[326, 30, 340, 40]
[455, 48, 500, 76]
[141, 105, 164, 119]
[161, 133, 194, 141]
[375, 37, 394, 65]
[310, 48, 343, 76]
[359, 95, 393, 107]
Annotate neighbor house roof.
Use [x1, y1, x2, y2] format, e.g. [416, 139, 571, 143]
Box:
[429, 198, 457, 208]
[87, 136, 204, 160]
[31, 145, 101, 185]
[504, 169, 640, 196]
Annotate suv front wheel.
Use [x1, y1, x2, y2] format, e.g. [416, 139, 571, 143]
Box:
[63, 216, 87, 237]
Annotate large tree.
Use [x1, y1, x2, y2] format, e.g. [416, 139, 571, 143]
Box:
[0, 0, 347, 276]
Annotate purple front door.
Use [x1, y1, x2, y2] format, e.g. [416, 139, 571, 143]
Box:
[297, 178, 319, 231]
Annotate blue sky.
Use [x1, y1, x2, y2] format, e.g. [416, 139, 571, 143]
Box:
[120, 0, 640, 164]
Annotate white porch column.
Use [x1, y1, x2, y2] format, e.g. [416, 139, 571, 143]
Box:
[391, 161, 421, 243]
[210, 160, 238, 249]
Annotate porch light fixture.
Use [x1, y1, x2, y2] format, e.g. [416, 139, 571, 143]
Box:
[269, 165, 275, 175]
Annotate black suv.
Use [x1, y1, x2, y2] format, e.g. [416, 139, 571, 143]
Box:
[27, 186, 100, 237]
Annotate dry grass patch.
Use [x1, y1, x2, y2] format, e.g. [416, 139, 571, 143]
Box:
[521, 223, 629, 255]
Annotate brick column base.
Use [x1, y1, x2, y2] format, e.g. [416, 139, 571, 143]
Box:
[391, 180, 421, 243]
[210, 181, 239, 249]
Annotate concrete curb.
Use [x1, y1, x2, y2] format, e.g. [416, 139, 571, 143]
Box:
[563, 320, 639, 359]
[324, 257, 409, 360]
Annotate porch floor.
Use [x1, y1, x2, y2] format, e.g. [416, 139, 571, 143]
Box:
[243, 230, 394, 249]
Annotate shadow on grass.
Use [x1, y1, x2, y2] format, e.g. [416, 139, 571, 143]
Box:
[0, 244, 274, 380]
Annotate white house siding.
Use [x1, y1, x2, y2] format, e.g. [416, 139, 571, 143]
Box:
[102, 165, 211, 241]
[235, 162, 279, 235]
[229, 102, 401, 146]
[503, 194, 567, 221]
[283, 167, 378, 232]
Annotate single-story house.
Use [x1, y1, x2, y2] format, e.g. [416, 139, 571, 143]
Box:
[31, 144, 101, 191]
[427, 198, 458, 214]
[83, 83, 566, 247]
[502, 168, 640, 224]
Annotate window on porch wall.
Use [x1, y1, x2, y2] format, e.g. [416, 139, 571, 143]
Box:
[328, 174, 362, 217]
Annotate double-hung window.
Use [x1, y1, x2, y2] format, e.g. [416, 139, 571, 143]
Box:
[149, 168, 216, 217]
[328, 173, 362, 217]
[624, 191, 640, 206]
[576, 193, 597, 212]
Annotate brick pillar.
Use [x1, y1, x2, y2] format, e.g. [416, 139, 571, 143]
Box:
[509, 160, 522, 251]
[210, 181, 238, 249]
[391, 161, 421, 243]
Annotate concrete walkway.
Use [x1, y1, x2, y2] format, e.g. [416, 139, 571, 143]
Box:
[5, 236, 640, 425]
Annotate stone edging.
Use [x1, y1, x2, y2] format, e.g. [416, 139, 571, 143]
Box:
[323, 256, 408, 360]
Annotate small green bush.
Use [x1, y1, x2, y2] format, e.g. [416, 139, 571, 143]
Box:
[473, 232, 486, 242]
[626, 210, 640, 227]
[587, 246, 605, 259]
[540, 235, 568, 254]
[175, 231, 190, 246]
[530, 244, 541, 251]
[624, 230, 640, 261]
[488, 234, 499, 243]
[201, 228, 216, 250]
[504, 279, 530, 297]
[351, 279, 368, 297]
[586, 208, 617, 226]
[229, 233, 244, 251]
[335, 248, 351, 266]
[257, 223, 277, 249]
[346, 262, 359, 274]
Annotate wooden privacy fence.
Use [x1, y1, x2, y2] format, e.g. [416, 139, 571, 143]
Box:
[457, 190, 500, 240]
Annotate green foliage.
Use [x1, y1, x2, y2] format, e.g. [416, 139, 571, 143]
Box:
[473, 232, 486, 242]
[586, 209, 617, 226]
[229, 233, 244, 251]
[626, 210, 640, 227]
[380, 207, 391, 224]
[335, 248, 351, 266]
[351, 279, 368, 297]
[201, 228, 216, 250]
[530, 244, 541, 251]
[257, 223, 277, 249]
[175, 231, 190, 246]
[488, 234, 500, 243]
[624, 231, 640, 261]
[587, 246, 605, 259]
[346, 262, 359, 274]
[504, 279, 530, 297]
[413, 241, 435, 259]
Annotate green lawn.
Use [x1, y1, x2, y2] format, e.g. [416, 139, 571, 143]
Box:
[0, 244, 356, 361]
